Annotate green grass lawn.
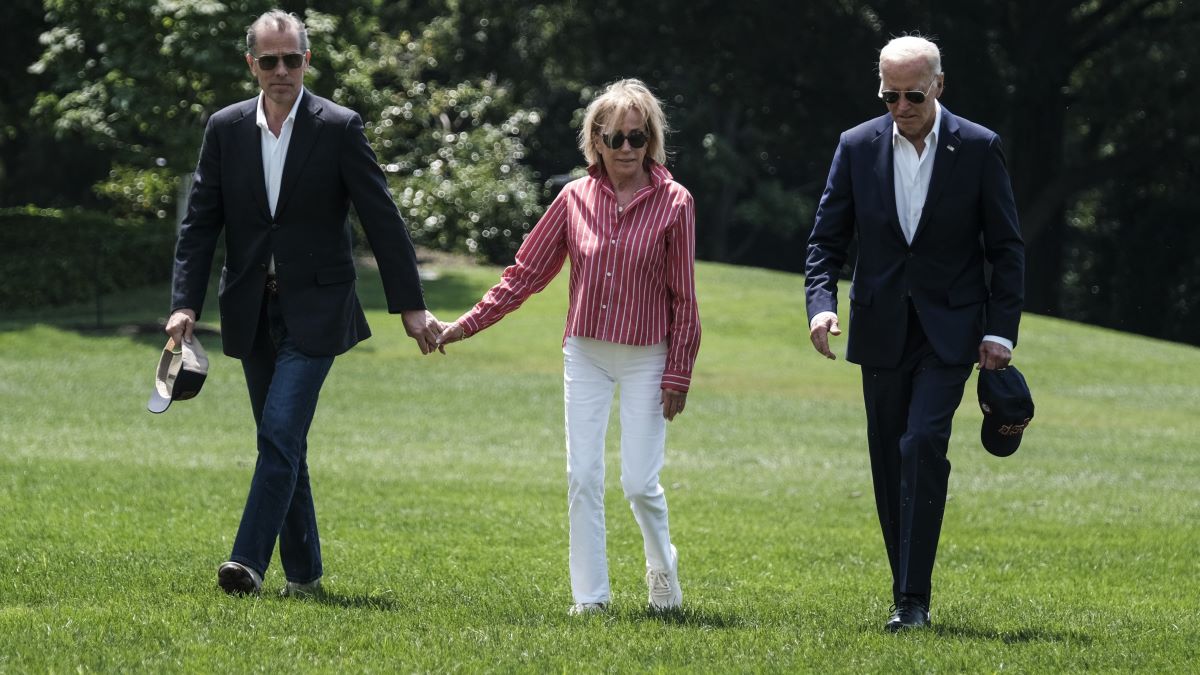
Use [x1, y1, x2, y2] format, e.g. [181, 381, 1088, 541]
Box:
[1, 260, 1197, 672]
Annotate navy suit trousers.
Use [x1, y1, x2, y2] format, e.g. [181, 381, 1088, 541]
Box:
[860, 302, 971, 605]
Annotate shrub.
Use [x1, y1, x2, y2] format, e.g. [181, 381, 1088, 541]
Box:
[0, 206, 176, 311]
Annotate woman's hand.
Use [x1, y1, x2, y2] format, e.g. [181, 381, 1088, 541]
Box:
[661, 388, 687, 421]
[435, 322, 467, 352]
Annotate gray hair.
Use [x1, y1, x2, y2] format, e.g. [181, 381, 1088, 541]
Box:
[246, 9, 309, 55]
[878, 35, 942, 79]
[578, 78, 669, 168]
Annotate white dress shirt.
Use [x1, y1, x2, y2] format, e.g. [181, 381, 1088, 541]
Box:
[891, 101, 1011, 351]
[256, 88, 305, 274]
[892, 101, 941, 245]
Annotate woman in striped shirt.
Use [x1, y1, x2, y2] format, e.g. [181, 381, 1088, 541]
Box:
[438, 79, 701, 615]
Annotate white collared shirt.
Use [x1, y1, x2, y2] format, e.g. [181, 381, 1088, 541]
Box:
[892, 100, 942, 245]
[256, 87, 305, 216]
[256, 88, 305, 274]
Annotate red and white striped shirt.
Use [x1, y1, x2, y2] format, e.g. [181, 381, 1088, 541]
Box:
[456, 162, 701, 391]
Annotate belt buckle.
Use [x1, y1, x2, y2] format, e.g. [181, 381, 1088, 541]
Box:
[265, 276, 278, 295]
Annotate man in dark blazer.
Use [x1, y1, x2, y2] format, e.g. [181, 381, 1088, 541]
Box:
[164, 9, 443, 597]
[805, 36, 1024, 631]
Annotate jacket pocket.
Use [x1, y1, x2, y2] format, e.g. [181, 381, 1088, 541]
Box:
[316, 263, 357, 285]
[947, 284, 988, 307]
[849, 285, 873, 306]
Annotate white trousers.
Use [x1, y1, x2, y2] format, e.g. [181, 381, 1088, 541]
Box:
[563, 336, 674, 604]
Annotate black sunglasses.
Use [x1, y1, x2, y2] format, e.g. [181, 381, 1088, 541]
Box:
[601, 129, 648, 150]
[254, 52, 305, 71]
[879, 79, 938, 105]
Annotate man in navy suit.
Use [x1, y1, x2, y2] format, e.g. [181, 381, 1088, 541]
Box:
[164, 9, 443, 596]
[805, 36, 1024, 631]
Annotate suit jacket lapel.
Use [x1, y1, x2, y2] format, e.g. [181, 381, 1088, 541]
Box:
[237, 100, 272, 221]
[911, 108, 961, 245]
[872, 116, 906, 243]
[274, 94, 323, 219]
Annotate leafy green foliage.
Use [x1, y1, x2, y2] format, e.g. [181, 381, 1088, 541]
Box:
[5, 0, 1200, 339]
[24, 1, 545, 264]
[326, 18, 544, 263]
[0, 206, 175, 310]
[93, 165, 179, 220]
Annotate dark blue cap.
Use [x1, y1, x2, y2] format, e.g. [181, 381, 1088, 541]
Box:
[977, 365, 1034, 457]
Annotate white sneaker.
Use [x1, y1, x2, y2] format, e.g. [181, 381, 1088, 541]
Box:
[280, 578, 323, 598]
[568, 602, 607, 616]
[646, 545, 682, 610]
[217, 561, 262, 595]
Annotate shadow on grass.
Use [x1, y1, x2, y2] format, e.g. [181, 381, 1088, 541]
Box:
[930, 623, 1091, 644]
[632, 606, 745, 629]
[1, 263, 487, 349]
[298, 590, 405, 612]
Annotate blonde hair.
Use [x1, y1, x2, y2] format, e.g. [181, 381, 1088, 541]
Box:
[878, 35, 942, 80]
[578, 78, 668, 168]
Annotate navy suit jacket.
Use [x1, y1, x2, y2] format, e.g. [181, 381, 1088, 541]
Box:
[171, 92, 425, 358]
[805, 107, 1024, 368]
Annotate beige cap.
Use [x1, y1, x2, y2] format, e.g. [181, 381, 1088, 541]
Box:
[147, 335, 209, 414]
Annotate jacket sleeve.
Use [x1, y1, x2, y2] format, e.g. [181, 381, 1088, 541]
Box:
[170, 116, 225, 320]
[341, 112, 426, 313]
[980, 134, 1025, 345]
[805, 132, 855, 322]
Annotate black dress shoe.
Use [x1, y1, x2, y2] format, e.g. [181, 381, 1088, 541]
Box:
[885, 596, 930, 632]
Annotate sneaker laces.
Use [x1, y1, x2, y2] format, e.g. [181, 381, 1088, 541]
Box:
[647, 568, 673, 599]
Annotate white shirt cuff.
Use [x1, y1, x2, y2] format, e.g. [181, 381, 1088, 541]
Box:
[982, 335, 1013, 351]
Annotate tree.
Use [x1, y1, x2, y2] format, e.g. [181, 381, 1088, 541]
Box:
[25, 0, 543, 261]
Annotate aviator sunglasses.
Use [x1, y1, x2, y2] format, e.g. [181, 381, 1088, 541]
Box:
[878, 78, 939, 105]
[253, 52, 305, 70]
[601, 129, 649, 150]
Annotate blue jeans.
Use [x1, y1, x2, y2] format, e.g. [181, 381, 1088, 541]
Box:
[230, 297, 334, 583]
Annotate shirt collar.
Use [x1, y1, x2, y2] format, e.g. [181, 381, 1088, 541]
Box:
[892, 99, 942, 149]
[586, 160, 673, 189]
[255, 87, 305, 131]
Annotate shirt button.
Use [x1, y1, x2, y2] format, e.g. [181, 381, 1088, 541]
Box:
[606, 272, 612, 277]
[610, 239, 617, 245]
[601, 304, 607, 310]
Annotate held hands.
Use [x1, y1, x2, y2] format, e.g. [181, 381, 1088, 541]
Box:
[662, 388, 687, 421]
[435, 322, 467, 350]
[809, 311, 841, 360]
[165, 309, 197, 344]
[401, 310, 445, 355]
[977, 340, 1012, 370]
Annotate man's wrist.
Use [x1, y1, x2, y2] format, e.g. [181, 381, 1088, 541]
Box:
[982, 335, 1013, 351]
[810, 311, 837, 330]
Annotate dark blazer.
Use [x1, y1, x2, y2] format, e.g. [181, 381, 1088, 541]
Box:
[805, 106, 1024, 368]
[171, 92, 425, 358]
